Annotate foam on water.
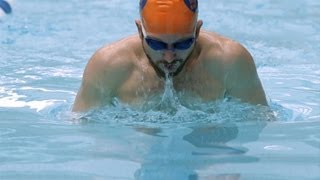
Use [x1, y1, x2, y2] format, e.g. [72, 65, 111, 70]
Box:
[73, 75, 281, 128]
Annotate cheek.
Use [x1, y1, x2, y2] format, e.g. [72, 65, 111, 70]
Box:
[176, 49, 192, 59]
[144, 45, 162, 61]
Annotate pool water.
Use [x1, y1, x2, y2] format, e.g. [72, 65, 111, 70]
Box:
[0, 0, 319, 179]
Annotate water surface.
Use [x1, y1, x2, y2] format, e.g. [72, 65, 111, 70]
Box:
[0, 0, 319, 179]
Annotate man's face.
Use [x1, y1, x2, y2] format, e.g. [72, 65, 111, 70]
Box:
[141, 26, 196, 76]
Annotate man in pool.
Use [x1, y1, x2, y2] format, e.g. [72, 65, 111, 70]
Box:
[72, 0, 268, 112]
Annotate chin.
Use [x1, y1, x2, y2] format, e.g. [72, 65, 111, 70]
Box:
[160, 65, 178, 73]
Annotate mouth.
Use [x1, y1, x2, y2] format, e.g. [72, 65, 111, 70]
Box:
[160, 60, 183, 73]
[164, 63, 177, 71]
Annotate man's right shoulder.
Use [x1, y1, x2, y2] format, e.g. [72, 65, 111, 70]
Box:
[83, 35, 141, 83]
[87, 35, 140, 72]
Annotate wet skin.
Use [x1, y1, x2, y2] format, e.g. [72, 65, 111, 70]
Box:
[72, 20, 267, 112]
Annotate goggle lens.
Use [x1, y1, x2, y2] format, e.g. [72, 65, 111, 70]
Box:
[145, 37, 195, 51]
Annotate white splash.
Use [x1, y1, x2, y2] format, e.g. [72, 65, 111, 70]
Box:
[21, 86, 76, 95]
[0, 87, 65, 112]
[264, 145, 293, 151]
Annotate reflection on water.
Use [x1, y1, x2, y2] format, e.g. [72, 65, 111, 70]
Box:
[133, 121, 266, 180]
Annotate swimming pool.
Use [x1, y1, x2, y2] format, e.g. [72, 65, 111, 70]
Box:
[0, 0, 319, 179]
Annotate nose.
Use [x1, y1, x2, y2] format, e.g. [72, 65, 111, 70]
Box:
[163, 47, 176, 63]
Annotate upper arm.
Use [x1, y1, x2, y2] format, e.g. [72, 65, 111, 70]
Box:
[72, 48, 133, 112]
[72, 76, 104, 112]
[225, 43, 268, 106]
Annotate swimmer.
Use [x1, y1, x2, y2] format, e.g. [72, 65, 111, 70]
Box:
[72, 0, 268, 112]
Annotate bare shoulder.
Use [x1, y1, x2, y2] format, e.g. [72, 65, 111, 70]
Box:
[198, 31, 267, 105]
[197, 31, 255, 81]
[84, 35, 141, 83]
[72, 35, 141, 111]
[88, 35, 140, 71]
[200, 30, 259, 80]
[200, 31, 253, 67]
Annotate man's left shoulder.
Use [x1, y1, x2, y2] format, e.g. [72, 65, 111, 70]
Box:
[219, 37, 253, 63]
[200, 32, 252, 63]
[202, 37, 254, 72]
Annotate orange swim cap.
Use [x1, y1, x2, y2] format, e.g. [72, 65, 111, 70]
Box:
[140, 0, 198, 35]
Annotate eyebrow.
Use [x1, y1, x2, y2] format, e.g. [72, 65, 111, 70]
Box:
[145, 36, 194, 44]
[141, 25, 195, 43]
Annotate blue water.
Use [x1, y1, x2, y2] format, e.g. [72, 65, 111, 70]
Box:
[1, 0, 319, 179]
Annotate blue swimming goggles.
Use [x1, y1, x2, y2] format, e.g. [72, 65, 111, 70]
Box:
[142, 25, 195, 51]
[144, 37, 195, 51]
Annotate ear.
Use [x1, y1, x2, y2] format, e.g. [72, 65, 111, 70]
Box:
[195, 20, 203, 38]
[135, 20, 143, 40]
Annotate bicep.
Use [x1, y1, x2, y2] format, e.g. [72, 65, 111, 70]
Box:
[72, 53, 110, 112]
[72, 49, 133, 112]
[72, 79, 105, 112]
[227, 72, 267, 106]
[226, 45, 268, 106]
